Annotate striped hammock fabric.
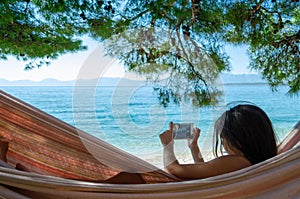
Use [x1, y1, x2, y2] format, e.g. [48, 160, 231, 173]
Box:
[0, 90, 299, 198]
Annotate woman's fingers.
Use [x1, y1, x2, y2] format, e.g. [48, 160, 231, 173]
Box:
[159, 121, 175, 146]
[169, 121, 173, 133]
[159, 130, 168, 140]
[159, 130, 173, 146]
[194, 128, 200, 139]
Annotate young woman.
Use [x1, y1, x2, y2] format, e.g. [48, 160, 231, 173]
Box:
[159, 104, 278, 180]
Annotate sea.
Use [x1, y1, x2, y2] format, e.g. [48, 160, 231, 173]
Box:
[1, 83, 299, 168]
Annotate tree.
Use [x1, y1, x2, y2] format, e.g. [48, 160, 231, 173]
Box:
[1, 0, 299, 106]
[0, 0, 88, 69]
[224, 0, 300, 94]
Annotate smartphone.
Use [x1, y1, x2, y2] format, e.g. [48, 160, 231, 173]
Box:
[173, 123, 194, 139]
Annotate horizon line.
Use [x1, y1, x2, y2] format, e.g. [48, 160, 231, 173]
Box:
[0, 72, 260, 82]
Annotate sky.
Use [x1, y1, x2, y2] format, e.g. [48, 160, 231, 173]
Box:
[0, 37, 255, 81]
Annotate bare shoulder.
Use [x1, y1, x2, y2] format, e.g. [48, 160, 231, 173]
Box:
[199, 155, 252, 178]
[207, 155, 252, 172]
[174, 155, 252, 179]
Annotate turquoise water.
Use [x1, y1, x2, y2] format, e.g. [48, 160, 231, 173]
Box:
[1, 84, 299, 160]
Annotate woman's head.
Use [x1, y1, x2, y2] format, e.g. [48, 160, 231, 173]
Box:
[213, 104, 277, 164]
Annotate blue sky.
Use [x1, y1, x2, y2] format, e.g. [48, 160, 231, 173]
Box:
[0, 38, 255, 81]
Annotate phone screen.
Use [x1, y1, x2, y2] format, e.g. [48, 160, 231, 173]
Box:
[173, 123, 194, 139]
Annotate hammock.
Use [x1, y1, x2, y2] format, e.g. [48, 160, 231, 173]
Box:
[0, 90, 299, 198]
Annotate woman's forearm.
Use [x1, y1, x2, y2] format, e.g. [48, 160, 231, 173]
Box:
[190, 145, 204, 163]
[163, 141, 180, 172]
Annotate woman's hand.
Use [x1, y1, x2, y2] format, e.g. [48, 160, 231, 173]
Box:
[188, 128, 200, 149]
[159, 122, 174, 146]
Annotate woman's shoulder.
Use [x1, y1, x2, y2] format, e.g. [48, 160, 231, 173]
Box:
[208, 155, 252, 170]
[184, 155, 252, 179]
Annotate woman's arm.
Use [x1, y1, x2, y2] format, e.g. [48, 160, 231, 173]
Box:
[188, 128, 204, 163]
[189, 145, 204, 163]
[159, 123, 251, 180]
[165, 155, 251, 179]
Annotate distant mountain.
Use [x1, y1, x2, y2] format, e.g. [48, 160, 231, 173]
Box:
[0, 74, 267, 87]
[0, 77, 143, 87]
[0, 78, 74, 86]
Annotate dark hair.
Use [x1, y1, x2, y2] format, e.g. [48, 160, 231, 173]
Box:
[213, 104, 277, 165]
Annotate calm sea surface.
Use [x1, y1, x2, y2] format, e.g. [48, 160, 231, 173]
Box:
[1, 84, 299, 164]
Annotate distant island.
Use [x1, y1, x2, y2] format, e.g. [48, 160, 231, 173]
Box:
[0, 74, 267, 87]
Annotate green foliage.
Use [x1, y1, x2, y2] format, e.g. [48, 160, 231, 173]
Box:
[223, 0, 300, 95]
[0, 0, 89, 69]
[1, 0, 299, 106]
[104, 27, 224, 106]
